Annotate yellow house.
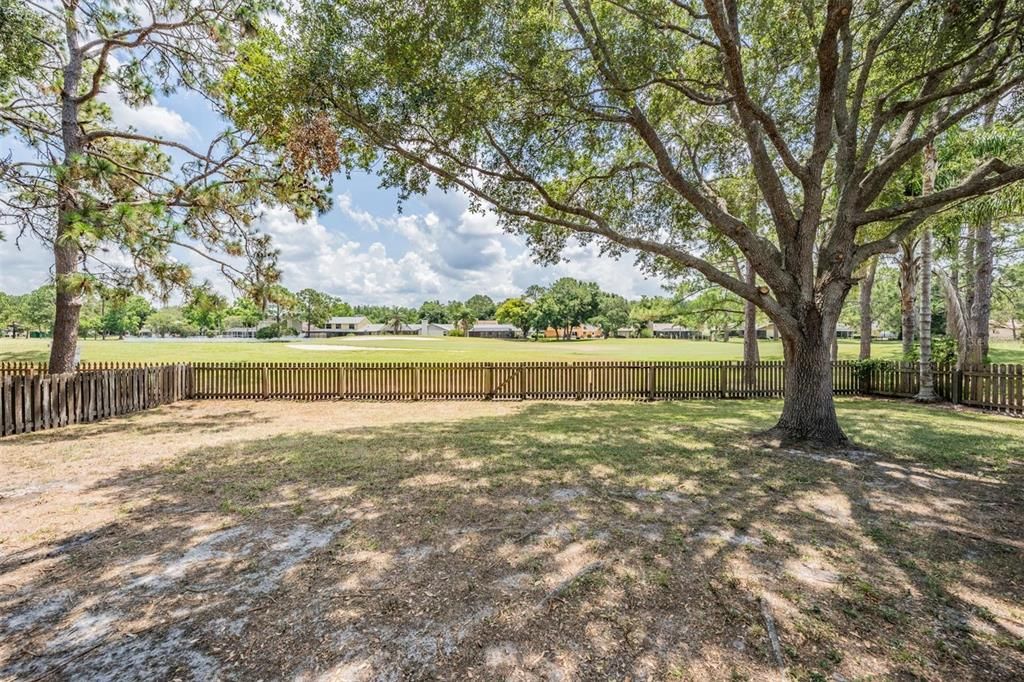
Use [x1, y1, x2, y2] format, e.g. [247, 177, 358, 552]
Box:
[544, 324, 604, 339]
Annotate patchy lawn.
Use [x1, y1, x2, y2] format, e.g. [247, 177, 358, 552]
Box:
[1, 399, 1022, 680]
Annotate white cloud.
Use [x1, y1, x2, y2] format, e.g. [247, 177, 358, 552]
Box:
[336, 193, 384, 231]
[0, 235, 52, 294]
[102, 95, 198, 141]
[248, 197, 670, 306]
[97, 55, 197, 142]
[0, 192, 671, 305]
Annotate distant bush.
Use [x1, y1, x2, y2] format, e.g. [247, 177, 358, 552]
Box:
[447, 329, 465, 337]
[255, 325, 278, 340]
[256, 323, 299, 340]
[638, 327, 653, 338]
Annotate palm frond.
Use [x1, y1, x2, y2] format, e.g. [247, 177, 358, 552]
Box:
[934, 268, 971, 369]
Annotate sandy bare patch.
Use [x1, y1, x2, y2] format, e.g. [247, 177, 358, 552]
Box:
[1, 401, 1022, 681]
[0, 400, 524, 553]
[288, 343, 450, 352]
[337, 336, 444, 342]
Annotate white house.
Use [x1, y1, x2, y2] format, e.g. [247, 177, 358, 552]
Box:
[468, 321, 519, 338]
[420, 321, 455, 337]
[651, 322, 697, 339]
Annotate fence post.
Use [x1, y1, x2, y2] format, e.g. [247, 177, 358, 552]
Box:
[486, 362, 494, 400]
[718, 362, 727, 399]
[646, 364, 656, 401]
[261, 365, 270, 400]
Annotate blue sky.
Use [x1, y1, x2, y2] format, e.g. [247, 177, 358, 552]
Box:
[0, 87, 671, 305]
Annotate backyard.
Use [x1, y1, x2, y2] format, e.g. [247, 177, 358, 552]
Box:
[3, 336, 1024, 365]
[1, 398, 1021, 680]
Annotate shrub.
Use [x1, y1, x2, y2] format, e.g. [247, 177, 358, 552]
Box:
[447, 329, 465, 337]
[853, 358, 895, 381]
[638, 327, 654, 338]
[902, 336, 957, 365]
[255, 323, 298, 339]
[255, 325, 279, 339]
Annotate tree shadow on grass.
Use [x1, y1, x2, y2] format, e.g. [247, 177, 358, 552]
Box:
[0, 403, 267, 448]
[1, 400, 1021, 680]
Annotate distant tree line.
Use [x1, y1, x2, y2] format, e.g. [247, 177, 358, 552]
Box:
[5, 261, 1022, 350]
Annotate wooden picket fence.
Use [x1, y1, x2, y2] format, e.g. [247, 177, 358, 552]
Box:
[186, 360, 847, 401]
[0, 359, 1020, 437]
[0, 364, 191, 436]
[862, 360, 1024, 415]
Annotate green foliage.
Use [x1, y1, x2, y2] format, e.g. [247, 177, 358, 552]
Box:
[145, 307, 197, 337]
[0, 0, 43, 98]
[184, 285, 229, 336]
[495, 297, 535, 336]
[673, 280, 743, 341]
[418, 299, 449, 323]
[352, 304, 418, 324]
[531, 278, 601, 336]
[331, 299, 354, 317]
[295, 288, 334, 331]
[14, 284, 56, 331]
[227, 298, 264, 328]
[448, 304, 477, 333]
[628, 296, 676, 333]
[4, 286, 58, 334]
[1, 0, 331, 352]
[591, 293, 630, 338]
[994, 263, 1024, 333]
[99, 291, 154, 338]
[255, 322, 298, 339]
[464, 294, 496, 320]
[265, 285, 297, 323]
[447, 328, 466, 337]
[853, 358, 895, 381]
[903, 336, 958, 366]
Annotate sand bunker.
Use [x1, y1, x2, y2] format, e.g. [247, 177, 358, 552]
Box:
[289, 344, 459, 352]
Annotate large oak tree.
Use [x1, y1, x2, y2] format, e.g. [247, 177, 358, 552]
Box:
[275, 0, 1024, 443]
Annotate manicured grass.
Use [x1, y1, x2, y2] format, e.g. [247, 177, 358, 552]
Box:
[9, 335, 1022, 364]
[3, 398, 1022, 679]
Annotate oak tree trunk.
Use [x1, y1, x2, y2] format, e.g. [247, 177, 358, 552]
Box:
[768, 324, 847, 446]
[858, 257, 878, 360]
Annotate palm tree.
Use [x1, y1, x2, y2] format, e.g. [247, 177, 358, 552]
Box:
[386, 309, 405, 335]
[897, 238, 919, 357]
[858, 257, 878, 360]
[451, 305, 476, 334]
[916, 143, 938, 401]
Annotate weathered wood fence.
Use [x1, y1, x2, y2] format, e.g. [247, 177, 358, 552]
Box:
[1, 360, 1021, 437]
[861, 361, 1024, 414]
[1, 364, 190, 436]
